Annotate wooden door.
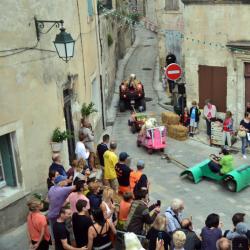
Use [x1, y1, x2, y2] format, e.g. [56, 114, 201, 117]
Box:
[245, 63, 250, 106]
[199, 65, 227, 112]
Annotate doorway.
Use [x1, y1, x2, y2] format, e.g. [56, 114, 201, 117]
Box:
[245, 63, 250, 106]
[198, 65, 227, 112]
[63, 88, 75, 163]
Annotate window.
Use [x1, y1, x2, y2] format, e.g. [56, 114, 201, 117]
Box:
[0, 133, 17, 188]
[165, 0, 179, 10]
[87, 0, 94, 16]
[92, 78, 102, 114]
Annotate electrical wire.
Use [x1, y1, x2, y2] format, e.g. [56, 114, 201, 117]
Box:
[0, 41, 39, 58]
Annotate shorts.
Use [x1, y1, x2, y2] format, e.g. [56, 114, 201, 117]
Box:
[190, 118, 197, 128]
[118, 185, 131, 195]
[104, 178, 119, 192]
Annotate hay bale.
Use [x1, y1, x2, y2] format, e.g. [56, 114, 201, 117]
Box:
[162, 112, 180, 125]
[167, 124, 188, 141]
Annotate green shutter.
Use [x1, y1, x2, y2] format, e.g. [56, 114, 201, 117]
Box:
[0, 134, 16, 186]
[87, 0, 93, 16]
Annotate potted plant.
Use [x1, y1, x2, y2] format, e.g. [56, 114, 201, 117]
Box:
[51, 128, 72, 152]
[81, 102, 98, 123]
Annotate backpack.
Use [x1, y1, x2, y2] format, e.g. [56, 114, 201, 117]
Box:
[232, 236, 248, 250]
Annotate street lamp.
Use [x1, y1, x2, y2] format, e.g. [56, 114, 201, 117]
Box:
[34, 17, 75, 62]
[53, 28, 75, 62]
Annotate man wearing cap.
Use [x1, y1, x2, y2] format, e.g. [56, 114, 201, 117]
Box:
[115, 152, 132, 195]
[103, 141, 119, 192]
[130, 160, 146, 192]
[48, 175, 76, 234]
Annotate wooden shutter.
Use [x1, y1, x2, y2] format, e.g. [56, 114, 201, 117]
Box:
[166, 0, 179, 10]
[0, 134, 16, 186]
[199, 65, 227, 112]
[245, 63, 250, 106]
[87, 0, 94, 16]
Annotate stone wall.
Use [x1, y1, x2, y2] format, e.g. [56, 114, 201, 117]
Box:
[183, 4, 250, 125]
[99, 10, 134, 123]
[0, 0, 101, 233]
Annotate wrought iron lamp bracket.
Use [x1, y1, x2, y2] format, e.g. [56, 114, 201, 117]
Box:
[34, 17, 64, 41]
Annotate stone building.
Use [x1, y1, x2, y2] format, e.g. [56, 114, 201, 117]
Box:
[99, 0, 134, 117]
[155, 0, 184, 66]
[0, 0, 133, 233]
[181, 0, 250, 124]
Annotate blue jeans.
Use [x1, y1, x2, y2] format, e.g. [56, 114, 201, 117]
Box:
[241, 137, 250, 155]
[208, 161, 221, 173]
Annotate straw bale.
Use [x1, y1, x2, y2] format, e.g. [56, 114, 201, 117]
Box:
[161, 112, 180, 125]
[167, 124, 188, 141]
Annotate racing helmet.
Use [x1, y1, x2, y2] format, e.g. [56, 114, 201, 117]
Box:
[130, 74, 136, 80]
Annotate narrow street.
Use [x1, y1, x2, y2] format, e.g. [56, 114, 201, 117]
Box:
[1, 6, 250, 250]
[111, 28, 250, 234]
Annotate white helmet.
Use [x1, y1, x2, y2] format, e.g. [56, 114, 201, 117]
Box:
[130, 74, 136, 79]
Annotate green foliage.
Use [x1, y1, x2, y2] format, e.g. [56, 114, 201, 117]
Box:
[107, 34, 113, 47]
[128, 12, 141, 24]
[51, 128, 72, 143]
[81, 102, 98, 118]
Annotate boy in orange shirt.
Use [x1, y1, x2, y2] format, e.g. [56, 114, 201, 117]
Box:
[117, 192, 133, 230]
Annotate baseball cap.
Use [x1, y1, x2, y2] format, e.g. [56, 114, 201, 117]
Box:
[119, 152, 130, 161]
[54, 175, 67, 184]
[137, 160, 145, 169]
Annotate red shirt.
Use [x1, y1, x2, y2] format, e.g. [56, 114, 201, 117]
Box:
[27, 212, 50, 242]
[223, 118, 232, 132]
[119, 200, 132, 221]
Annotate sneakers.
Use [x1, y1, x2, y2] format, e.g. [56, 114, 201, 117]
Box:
[243, 155, 247, 159]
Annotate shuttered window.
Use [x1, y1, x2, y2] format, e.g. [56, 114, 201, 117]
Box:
[87, 0, 94, 16]
[165, 0, 179, 10]
[0, 134, 17, 187]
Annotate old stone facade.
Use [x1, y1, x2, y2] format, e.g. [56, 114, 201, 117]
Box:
[181, 0, 250, 125]
[0, 0, 133, 233]
[99, 0, 134, 117]
[155, 0, 184, 66]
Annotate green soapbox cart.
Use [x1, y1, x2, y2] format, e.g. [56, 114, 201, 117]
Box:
[180, 159, 250, 192]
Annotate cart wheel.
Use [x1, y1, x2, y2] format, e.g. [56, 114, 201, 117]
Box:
[160, 148, 164, 152]
[119, 100, 126, 112]
[137, 140, 141, 147]
[226, 179, 237, 192]
[131, 124, 136, 134]
[187, 172, 195, 182]
[147, 148, 153, 154]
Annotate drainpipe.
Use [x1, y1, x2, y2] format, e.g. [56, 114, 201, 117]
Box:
[94, 1, 105, 130]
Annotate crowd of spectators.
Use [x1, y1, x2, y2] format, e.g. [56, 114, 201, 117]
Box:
[26, 131, 250, 250]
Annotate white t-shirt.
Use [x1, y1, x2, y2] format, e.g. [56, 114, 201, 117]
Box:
[75, 141, 90, 160]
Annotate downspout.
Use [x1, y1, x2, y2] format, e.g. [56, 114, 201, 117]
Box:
[76, 0, 87, 92]
[94, 0, 105, 130]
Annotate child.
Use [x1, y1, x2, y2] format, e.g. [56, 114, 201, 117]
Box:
[117, 192, 133, 230]
[128, 111, 136, 126]
[189, 101, 200, 136]
[180, 107, 190, 127]
[222, 111, 233, 148]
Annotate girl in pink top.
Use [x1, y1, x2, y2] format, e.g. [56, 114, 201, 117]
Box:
[68, 179, 90, 213]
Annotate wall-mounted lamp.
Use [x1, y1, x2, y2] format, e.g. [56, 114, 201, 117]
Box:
[34, 17, 75, 62]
